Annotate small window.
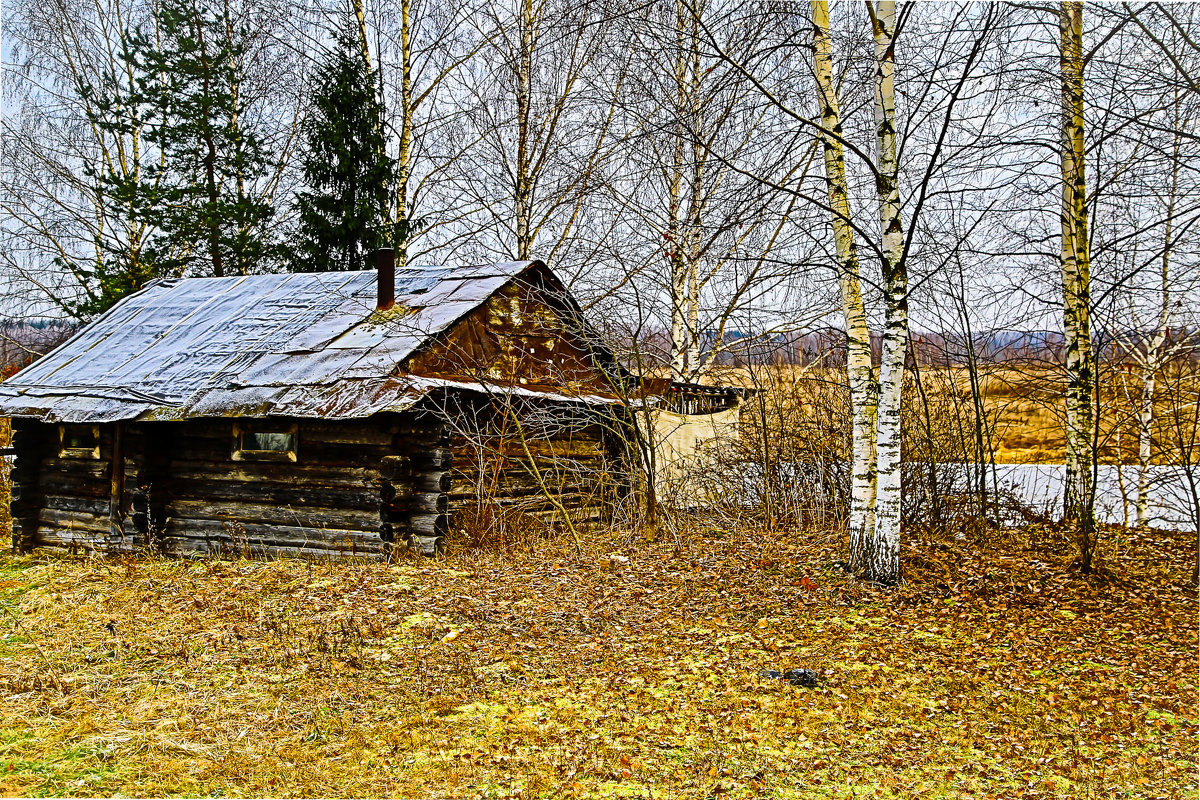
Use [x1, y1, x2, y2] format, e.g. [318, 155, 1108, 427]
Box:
[59, 424, 100, 459]
[232, 423, 298, 462]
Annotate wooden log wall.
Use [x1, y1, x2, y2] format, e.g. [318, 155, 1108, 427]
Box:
[14, 404, 623, 559]
[446, 403, 623, 540]
[382, 418, 452, 556]
[17, 420, 129, 553]
[9, 419, 51, 552]
[159, 417, 401, 559]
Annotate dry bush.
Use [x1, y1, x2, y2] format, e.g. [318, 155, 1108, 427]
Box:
[672, 365, 850, 533]
[444, 397, 623, 552]
[902, 365, 995, 532]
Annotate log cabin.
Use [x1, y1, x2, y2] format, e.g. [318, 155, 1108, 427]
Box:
[0, 254, 636, 558]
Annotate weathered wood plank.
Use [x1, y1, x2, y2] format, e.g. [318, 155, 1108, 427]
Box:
[162, 519, 388, 554]
[166, 500, 381, 532]
[38, 458, 110, 479]
[409, 512, 449, 538]
[37, 529, 108, 549]
[167, 537, 387, 561]
[169, 461, 382, 487]
[167, 420, 396, 447]
[43, 494, 110, 515]
[38, 508, 111, 535]
[413, 471, 452, 493]
[169, 478, 387, 509]
[384, 492, 448, 516]
[35, 474, 110, 498]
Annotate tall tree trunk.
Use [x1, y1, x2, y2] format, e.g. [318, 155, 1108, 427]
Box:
[812, 0, 878, 560]
[514, 0, 534, 260]
[668, 0, 689, 382]
[1060, 0, 1096, 570]
[191, 11, 225, 278]
[683, 5, 704, 380]
[1136, 96, 1181, 527]
[396, 0, 413, 268]
[353, 0, 373, 70]
[865, 0, 906, 585]
[221, 0, 248, 274]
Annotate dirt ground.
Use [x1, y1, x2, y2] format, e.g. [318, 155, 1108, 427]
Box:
[0, 523, 1195, 799]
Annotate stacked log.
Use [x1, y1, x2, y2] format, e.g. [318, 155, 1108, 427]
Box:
[160, 418, 392, 559]
[387, 422, 451, 556]
[446, 415, 621, 540]
[9, 420, 50, 552]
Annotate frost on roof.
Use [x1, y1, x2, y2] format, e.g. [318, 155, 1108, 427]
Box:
[0, 262, 546, 422]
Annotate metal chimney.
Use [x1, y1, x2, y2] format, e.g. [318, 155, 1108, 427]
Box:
[374, 248, 396, 311]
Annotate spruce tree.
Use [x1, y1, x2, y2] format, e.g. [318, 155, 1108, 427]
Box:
[131, 0, 276, 278]
[294, 17, 396, 272]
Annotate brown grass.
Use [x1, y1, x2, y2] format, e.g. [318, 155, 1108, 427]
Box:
[1, 523, 1195, 798]
[714, 363, 1196, 465]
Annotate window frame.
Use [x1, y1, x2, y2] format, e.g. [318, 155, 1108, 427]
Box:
[58, 424, 101, 460]
[231, 422, 299, 462]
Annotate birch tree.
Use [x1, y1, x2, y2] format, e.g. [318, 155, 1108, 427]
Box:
[605, 0, 818, 384]
[667, 0, 704, 382]
[1059, 0, 1096, 569]
[862, 0, 907, 583]
[691, 1, 1006, 583]
[811, 0, 879, 567]
[445, 0, 630, 273]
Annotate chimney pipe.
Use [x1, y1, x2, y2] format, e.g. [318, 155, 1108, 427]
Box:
[374, 248, 396, 311]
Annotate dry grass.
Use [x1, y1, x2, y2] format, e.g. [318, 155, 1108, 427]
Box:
[715, 363, 1197, 465]
[0, 524, 1195, 798]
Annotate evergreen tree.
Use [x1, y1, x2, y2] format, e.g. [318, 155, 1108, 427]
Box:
[132, 0, 276, 278]
[294, 16, 396, 272]
[68, 55, 162, 317]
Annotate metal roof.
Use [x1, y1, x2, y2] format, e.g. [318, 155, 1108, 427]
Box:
[0, 262, 609, 423]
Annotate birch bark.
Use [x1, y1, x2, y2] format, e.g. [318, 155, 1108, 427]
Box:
[669, 0, 704, 382]
[811, 0, 878, 559]
[1059, 0, 1096, 569]
[669, 0, 688, 382]
[1136, 98, 1182, 526]
[514, 0, 535, 260]
[865, 0, 906, 585]
[396, 0, 414, 268]
[683, 5, 704, 380]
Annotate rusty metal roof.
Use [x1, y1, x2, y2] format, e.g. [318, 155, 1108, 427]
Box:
[0, 262, 614, 423]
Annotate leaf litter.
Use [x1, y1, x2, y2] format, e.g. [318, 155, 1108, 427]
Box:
[0, 522, 1195, 799]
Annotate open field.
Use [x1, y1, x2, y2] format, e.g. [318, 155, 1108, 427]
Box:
[714, 363, 1198, 465]
[1, 524, 1195, 799]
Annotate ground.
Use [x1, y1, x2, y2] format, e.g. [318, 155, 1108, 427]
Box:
[0, 524, 1195, 799]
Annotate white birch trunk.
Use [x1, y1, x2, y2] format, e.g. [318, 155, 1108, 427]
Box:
[1136, 100, 1180, 527]
[396, 0, 413, 269]
[683, 8, 704, 381]
[353, 0, 373, 70]
[668, 0, 688, 382]
[668, 0, 704, 383]
[514, 0, 534, 260]
[812, 0, 878, 559]
[1059, 1, 1096, 569]
[865, 0, 905, 585]
[1136, 363, 1156, 526]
